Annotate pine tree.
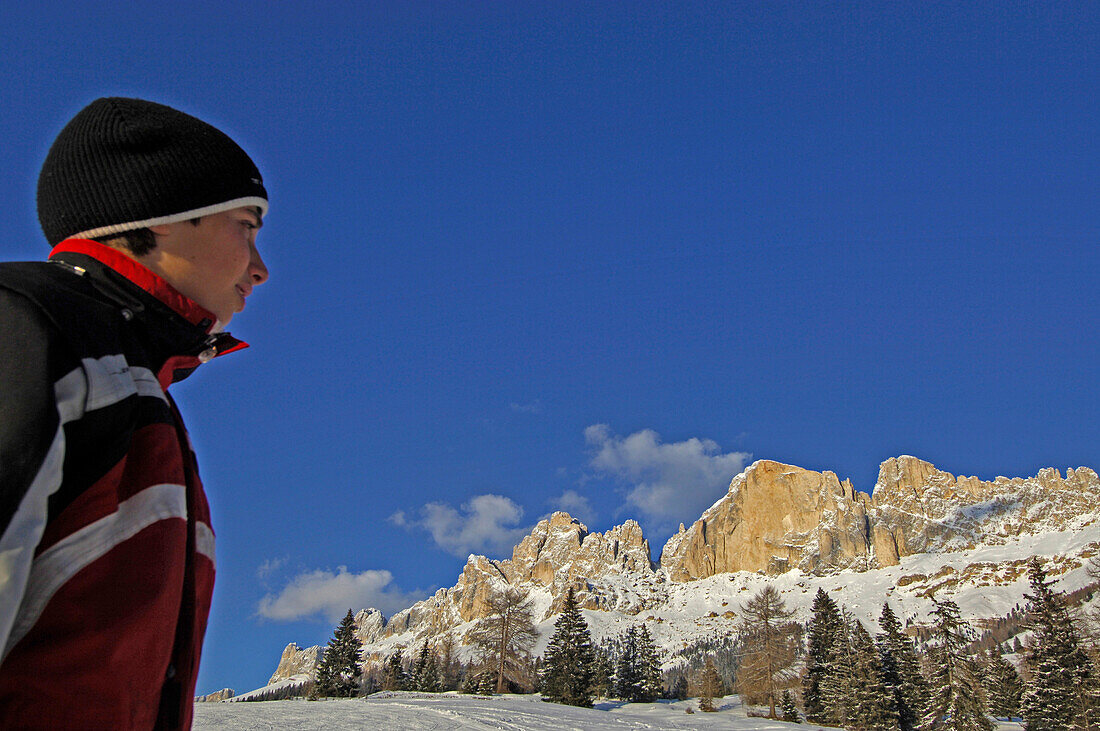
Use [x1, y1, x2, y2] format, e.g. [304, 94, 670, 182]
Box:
[411, 642, 442, 692]
[736, 584, 795, 718]
[313, 609, 363, 697]
[781, 689, 802, 723]
[803, 588, 842, 724]
[540, 587, 597, 707]
[1021, 557, 1098, 730]
[635, 625, 663, 702]
[697, 658, 722, 712]
[848, 615, 899, 731]
[589, 645, 613, 699]
[982, 648, 1022, 720]
[921, 597, 993, 731]
[670, 673, 688, 701]
[822, 609, 856, 728]
[878, 601, 930, 731]
[477, 669, 497, 694]
[460, 666, 481, 694]
[613, 625, 640, 701]
[613, 625, 661, 702]
[381, 649, 407, 691]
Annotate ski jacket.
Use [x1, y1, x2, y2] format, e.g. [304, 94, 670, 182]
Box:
[0, 239, 245, 729]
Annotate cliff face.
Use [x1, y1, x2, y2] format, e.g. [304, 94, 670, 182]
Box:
[267, 643, 322, 684]
[871, 455, 1100, 560]
[659, 457, 1100, 579]
[659, 460, 875, 579]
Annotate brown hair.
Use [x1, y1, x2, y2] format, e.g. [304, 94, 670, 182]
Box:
[91, 218, 201, 256]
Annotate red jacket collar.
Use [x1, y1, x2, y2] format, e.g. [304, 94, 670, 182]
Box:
[50, 238, 219, 329]
[49, 239, 248, 387]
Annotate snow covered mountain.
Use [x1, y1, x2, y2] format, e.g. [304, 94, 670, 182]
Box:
[262, 456, 1100, 689]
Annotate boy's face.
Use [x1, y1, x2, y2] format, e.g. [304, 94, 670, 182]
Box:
[144, 206, 268, 326]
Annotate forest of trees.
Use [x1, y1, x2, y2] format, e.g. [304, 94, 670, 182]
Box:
[297, 556, 1100, 730]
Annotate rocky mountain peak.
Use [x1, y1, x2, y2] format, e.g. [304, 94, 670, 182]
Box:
[659, 459, 874, 580]
[268, 643, 321, 684]
[871, 459, 1100, 559]
[872, 455, 987, 516]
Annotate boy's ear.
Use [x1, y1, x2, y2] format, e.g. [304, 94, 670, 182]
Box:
[147, 223, 171, 236]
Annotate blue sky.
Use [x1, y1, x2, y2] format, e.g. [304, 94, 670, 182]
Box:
[1, 2, 1096, 694]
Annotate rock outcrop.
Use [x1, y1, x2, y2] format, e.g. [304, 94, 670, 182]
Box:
[659, 457, 1100, 578]
[504, 512, 656, 614]
[380, 512, 661, 645]
[268, 643, 322, 684]
[353, 608, 387, 645]
[659, 460, 875, 579]
[195, 688, 234, 702]
[871, 456, 1100, 560]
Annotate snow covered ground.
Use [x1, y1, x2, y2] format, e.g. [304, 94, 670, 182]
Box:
[193, 692, 1025, 730]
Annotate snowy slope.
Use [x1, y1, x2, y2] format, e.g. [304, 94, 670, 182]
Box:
[195, 693, 1023, 730]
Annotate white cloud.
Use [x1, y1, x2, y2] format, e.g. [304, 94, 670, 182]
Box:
[256, 556, 287, 580]
[550, 489, 596, 525]
[256, 567, 425, 623]
[585, 424, 750, 530]
[389, 494, 531, 559]
[509, 400, 543, 415]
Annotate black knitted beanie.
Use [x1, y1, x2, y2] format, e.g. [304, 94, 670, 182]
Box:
[37, 97, 268, 247]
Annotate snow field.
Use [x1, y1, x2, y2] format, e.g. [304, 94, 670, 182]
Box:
[194, 692, 1025, 730]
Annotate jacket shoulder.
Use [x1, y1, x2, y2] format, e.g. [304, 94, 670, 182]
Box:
[0, 261, 126, 359]
[0, 261, 88, 300]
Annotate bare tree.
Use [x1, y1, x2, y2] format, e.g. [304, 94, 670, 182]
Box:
[438, 633, 459, 690]
[465, 587, 539, 693]
[1087, 554, 1100, 582]
[736, 584, 796, 719]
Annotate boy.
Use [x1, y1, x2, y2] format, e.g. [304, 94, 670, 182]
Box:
[0, 97, 269, 729]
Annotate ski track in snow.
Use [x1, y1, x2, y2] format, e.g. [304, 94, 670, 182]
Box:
[193, 693, 1025, 730]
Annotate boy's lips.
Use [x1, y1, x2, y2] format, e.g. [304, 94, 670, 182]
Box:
[235, 284, 252, 309]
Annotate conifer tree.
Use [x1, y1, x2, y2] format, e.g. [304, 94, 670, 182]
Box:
[1021, 557, 1098, 730]
[698, 658, 722, 712]
[477, 669, 497, 694]
[460, 670, 478, 694]
[313, 609, 363, 697]
[982, 648, 1022, 720]
[613, 625, 662, 702]
[848, 615, 899, 731]
[635, 625, 663, 702]
[804, 588, 842, 724]
[411, 642, 442, 692]
[736, 584, 795, 718]
[540, 587, 596, 707]
[781, 689, 802, 723]
[590, 645, 613, 699]
[670, 673, 688, 701]
[613, 626, 640, 701]
[878, 601, 929, 731]
[823, 609, 856, 728]
[381, 649, 407, 691]
[920, 597, 993, 731]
